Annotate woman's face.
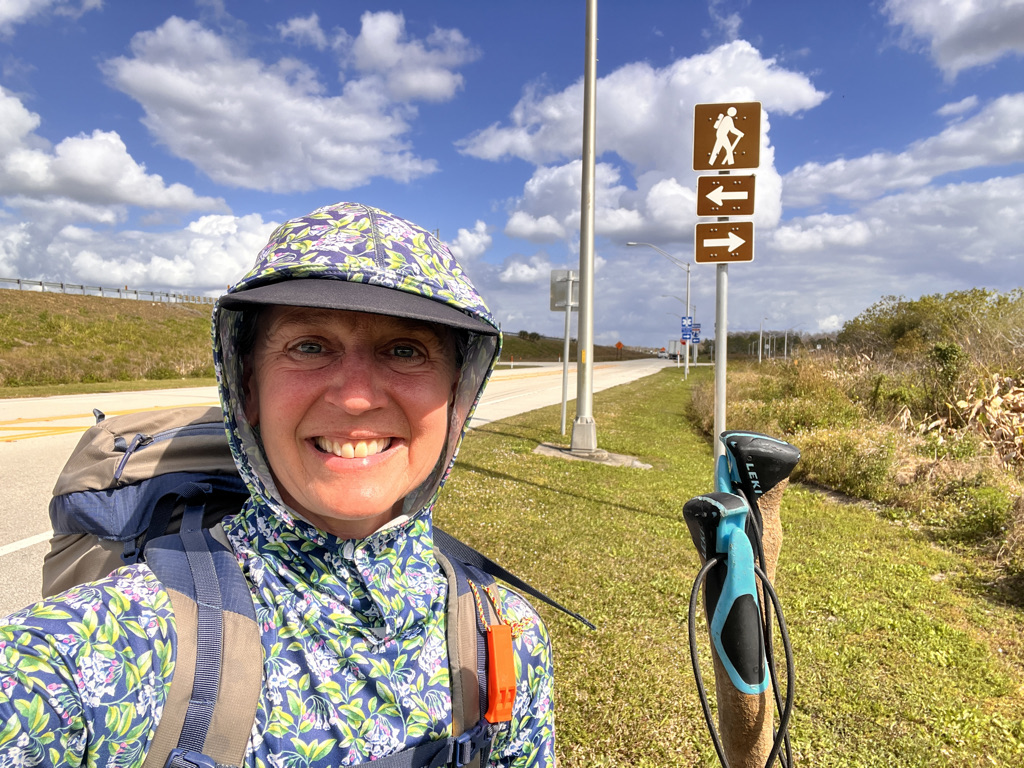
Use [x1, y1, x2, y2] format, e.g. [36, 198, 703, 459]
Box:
[244, 306, 458, 539]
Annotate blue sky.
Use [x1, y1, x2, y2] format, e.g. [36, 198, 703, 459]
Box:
[2, 0, 1023, 347]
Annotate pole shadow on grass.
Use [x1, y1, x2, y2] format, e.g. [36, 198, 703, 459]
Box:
[451, 460, 686, 524]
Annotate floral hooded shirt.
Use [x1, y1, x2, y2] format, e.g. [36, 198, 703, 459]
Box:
[0, 203, 555, 768]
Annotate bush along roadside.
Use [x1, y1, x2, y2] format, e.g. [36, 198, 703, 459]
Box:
[688, 357, 1024, 580]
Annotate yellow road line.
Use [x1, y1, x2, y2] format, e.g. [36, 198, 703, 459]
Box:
[1, 402, 219, 443]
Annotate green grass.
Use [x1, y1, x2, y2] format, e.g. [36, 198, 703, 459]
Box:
[0, 377, 218, 399]
[437, 368, 1024, 767]
[0, 290, 215, 388]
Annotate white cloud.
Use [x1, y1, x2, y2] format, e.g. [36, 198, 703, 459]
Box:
[771, 214, 876, 252]
[278, 13, 328, 51]
[458, 41, 825, 170]
[884, 0, 1024, 77]
[505, 211, 566, 242]
[447, 220, 491, 262]
[346, 11, 479, 102]
[783, 93, 1024, 207]
[0, 84, 42, 150]
[707, 0, 744, 41]
[936, 94, 979, 117]
[0, 86, 225, 212]
[499, 253, 552, 284]
[2, 210, 276, 290]
[459, 41, 822, 249]
[0, 0, 100, 37]
[717, 172, 1024, 335]
[103, 13, 476, 193]
[818, 315, 843, 333]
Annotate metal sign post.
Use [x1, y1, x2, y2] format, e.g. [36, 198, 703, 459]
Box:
[693, 101, 762, 465]
[550, 269, 579, 435]
[681, 316, 693, 379]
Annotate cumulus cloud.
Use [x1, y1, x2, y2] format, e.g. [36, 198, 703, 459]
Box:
[783, 93, 1024, 207]
[66, 212, 274, 290]
[1, 209, 276, 290]
[278, 13, 328, 50]
[0, 0, 100, 37]
[447, 220, 491, 262]
[103, 13, 476, 193]
[499, 252, 552, 284]
[706, 0, 744, 42]
[936, 94, 979, 117]
[346, 11, 479, 102]
[459, 41, 822, 249]
[458, 41, 825, 169]
[505, 211, 566, 242]
[0, 86, 225, 212]
[884, 0, 1024, 77]
[732, 172, 1024, 335]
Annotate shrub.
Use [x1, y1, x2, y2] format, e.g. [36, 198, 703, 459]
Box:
[793, 426, 898, 502]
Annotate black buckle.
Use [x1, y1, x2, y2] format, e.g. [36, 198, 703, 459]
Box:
[454, 721, 493, 767]
[165, 749, 218, 768]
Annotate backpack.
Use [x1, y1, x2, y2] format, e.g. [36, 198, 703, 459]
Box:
[46, 406, 592, 768]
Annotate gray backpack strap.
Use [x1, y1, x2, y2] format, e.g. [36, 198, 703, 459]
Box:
[435, 551, 483, 754]
[435, 548, 504, 768]
[141, 488, 262, 768]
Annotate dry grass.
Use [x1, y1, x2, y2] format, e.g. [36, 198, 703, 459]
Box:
[689, 357, 1024, 575]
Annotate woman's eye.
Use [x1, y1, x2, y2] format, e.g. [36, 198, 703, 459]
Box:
[391, 344, 419, 359]
[295, 341, 323, 355]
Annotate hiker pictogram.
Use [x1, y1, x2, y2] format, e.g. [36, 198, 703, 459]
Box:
[692, 102, 761, 171]
[710, 107, 744, 166]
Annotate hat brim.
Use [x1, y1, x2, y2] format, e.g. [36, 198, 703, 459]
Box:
[218, 279, 499, 336]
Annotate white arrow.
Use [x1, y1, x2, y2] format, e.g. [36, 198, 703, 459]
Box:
[702, 231, 746, 252]
[706, 185, 749, 207]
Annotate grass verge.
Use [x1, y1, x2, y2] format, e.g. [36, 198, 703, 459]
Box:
[437, 368, 1024, 767]
[0, 378, 218, 399]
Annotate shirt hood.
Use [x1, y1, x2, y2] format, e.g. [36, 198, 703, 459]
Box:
[211, 202, 501, 539]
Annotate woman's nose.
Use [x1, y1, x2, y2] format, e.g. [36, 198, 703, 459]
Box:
[323, 354, 387, 413]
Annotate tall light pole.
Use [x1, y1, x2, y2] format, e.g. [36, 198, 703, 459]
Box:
[570, 0, 599, 454]
[628, 241, 692, 377]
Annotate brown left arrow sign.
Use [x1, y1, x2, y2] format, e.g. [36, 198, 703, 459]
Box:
[696, 174, 756, 217]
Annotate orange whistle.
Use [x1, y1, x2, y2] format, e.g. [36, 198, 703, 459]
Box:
[484, 623, 516, 723]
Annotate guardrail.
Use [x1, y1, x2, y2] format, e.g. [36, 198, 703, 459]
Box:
[0, 277, 216, 304]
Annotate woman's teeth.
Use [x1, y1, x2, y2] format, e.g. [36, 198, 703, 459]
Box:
[315, 437, 391, 458]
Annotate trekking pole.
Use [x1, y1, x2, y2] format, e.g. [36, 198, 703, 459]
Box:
[683, 432, 799, 768]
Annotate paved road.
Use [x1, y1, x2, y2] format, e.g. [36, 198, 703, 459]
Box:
[0, 358, 673, 615]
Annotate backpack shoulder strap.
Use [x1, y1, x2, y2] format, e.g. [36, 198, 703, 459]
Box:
[434, 549, 497, 768]
[141, 483, 262, 768]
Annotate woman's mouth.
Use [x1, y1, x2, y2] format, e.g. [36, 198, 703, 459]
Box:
[314, 436, 393, 459]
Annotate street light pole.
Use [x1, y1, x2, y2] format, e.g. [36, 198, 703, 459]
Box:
[629, 241, 691, 378]
[570, 0, 599, 454]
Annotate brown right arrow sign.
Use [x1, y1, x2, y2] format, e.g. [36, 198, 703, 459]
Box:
[695, 221, 754, 263]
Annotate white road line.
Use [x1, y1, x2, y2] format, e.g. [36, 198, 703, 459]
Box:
[0, 530, 53, 557]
